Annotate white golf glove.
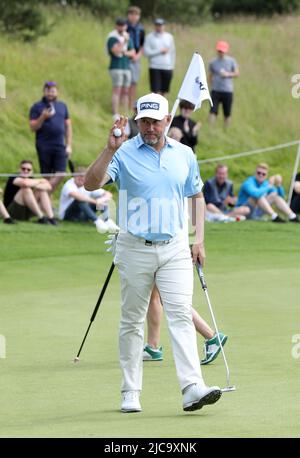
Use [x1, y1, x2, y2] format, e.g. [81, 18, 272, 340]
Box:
[104, 233, 118, 256]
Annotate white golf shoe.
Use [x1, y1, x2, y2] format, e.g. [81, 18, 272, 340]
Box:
[182, 384, 222, 412]
[94, 218, 108, 233]
[121, 391, 142, 413]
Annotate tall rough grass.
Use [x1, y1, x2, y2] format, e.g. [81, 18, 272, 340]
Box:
[0, 10, 299, 190]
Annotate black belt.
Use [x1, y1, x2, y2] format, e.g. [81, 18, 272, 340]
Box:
[144, 239, 171, 246]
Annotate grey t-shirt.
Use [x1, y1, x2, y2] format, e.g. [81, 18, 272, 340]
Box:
[209, 56, 238, 93]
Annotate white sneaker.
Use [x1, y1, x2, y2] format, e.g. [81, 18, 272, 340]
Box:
[182, 384, 222, 412]
[105, 218, 119, 233]
[121, 391, 142, 413]
[94, 218, 108, 234]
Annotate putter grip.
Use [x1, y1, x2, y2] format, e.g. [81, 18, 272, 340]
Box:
[196, 262, 207, 290]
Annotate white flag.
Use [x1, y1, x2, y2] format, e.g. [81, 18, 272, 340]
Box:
[177, 53, 212, 110]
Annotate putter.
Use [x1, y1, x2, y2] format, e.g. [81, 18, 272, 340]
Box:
[195, 263, 236, 393]
[73, 262, 115, 363]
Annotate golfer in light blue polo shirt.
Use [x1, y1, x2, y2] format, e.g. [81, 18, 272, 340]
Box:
[84, 93, 222, 414]
[107, 132, 202, 241]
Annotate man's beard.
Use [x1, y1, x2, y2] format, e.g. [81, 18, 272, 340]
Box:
[141, 134, 161, 146]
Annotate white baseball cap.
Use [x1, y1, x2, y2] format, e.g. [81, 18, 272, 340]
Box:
[135, 93, 169, 121]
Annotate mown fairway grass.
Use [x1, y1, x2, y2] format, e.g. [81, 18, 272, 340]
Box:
[0, 221, 299, 438]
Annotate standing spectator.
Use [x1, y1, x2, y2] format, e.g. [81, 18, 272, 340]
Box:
[107, 18, 135, 116]
[208, 41, 239, 128]
[29, 81, 72, 192]
[0, 189, 15, 224]
[237, 163, 300, 223]
[126, 6, 145, 110]
[144, 18, 175, 96]
[171, 100, 201, 152]
[291, 172, 300, 213]
[203, 164, 250, 220]
[3, 160, 56, 224]
[58, 167, 118, 233]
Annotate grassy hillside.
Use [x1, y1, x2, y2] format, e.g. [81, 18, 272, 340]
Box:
[1, 9, 300, 189]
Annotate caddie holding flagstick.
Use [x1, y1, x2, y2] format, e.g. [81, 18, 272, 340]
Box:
[85, 88, 222, 413]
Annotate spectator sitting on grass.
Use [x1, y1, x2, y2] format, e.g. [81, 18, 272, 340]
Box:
[203, 164, 250, 222]
[58, 166, 119, 233]
[290, 172, 300, 214]
[0, 188, 16, 224]
[236, 163, 300, 223]
[3, 160, 57, 225]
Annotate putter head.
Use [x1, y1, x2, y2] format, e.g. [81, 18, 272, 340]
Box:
[221, 385, 236, 393]
[73, 357, 80, 363]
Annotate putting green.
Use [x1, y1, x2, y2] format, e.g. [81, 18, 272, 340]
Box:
[0, 222, 299, 437]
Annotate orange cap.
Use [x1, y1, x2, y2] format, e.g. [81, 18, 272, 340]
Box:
[216, 40, 229, 53]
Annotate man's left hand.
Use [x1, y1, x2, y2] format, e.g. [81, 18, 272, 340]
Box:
[191, 242, 206, 266]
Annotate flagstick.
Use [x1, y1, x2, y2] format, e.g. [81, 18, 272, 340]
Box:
[165, 97, 180, 136]
[165, 52, 211, 137]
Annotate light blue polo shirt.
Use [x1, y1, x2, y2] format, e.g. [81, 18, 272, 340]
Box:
[107, 134, 203, 241]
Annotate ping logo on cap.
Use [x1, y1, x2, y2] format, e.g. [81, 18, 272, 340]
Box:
[140, 102, 160, 111]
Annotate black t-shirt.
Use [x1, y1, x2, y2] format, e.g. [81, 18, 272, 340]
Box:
[171, 115, 198, 151]
[292, 172, 300, 200]
[4, 176, 20, 207]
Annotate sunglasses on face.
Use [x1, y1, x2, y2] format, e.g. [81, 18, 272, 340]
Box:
[256, 171, 267, 177]
[21, 167, 32, 172]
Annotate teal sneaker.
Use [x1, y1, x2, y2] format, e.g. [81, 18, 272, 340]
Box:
[200, 332, 228, 365]
[143, 344, 163, 361]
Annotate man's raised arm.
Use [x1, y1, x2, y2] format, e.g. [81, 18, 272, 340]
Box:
[84, 117, 127, 191]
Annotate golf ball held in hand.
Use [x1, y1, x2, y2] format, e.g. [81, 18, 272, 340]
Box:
[113, 128, 122, 137]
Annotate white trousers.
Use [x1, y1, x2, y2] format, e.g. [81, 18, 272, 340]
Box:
[114, 231, 204, 392]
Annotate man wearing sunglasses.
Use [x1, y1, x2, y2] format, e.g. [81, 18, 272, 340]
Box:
[3, 160, 57, 224]
[237, 163, 300, 223]
[29, 81, 72, 192]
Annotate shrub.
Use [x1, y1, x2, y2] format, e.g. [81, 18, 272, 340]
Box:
[128, 0, 213, 23]
[0, 0, 51, 41]
[212, 0, 300, 16]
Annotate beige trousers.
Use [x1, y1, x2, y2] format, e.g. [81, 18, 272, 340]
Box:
[114, 231, 204, 392]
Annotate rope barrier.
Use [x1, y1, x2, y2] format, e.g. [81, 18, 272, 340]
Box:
[0, 172, 83, 178]
[0, 140, 299, 177]
[198, 140, 300, 164]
